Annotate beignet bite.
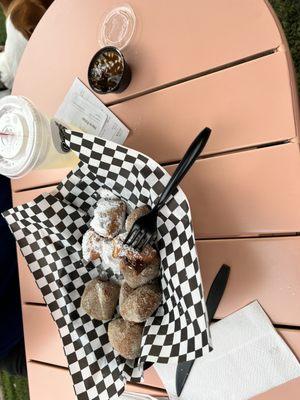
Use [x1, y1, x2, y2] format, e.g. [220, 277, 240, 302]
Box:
[108, 318, 143, 359]
[120, 281, 162, 323]
[91, 198, 126, 238]
[81, 278, 120, 320]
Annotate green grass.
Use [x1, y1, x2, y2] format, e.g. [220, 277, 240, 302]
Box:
[0, 7, 6, 46]
[0, 371, 29, 400]
[269, 0, 300, 92]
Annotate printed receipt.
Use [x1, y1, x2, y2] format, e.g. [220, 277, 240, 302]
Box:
[55, 78, 129, 145]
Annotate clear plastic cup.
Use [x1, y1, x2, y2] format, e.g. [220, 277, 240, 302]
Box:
[0, 96, 78, 178]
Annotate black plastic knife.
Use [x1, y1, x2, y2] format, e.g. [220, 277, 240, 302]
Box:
[175, 264, 230, 397]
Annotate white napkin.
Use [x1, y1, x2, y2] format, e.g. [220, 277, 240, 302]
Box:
[155, 301, 300, 400]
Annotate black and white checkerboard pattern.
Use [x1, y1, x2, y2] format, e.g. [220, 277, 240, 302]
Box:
[3, 130, 211, 400]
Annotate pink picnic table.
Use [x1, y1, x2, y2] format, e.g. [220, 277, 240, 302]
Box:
[11, 0, 300, 398]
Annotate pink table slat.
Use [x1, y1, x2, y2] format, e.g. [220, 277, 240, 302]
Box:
[23, 305, 165, 390]
[117, 52, 296, 163]
[198, 237, 300, 326]
[27, 362, 167, 400]
[16, 234, 300, 329]
[13, 0, 282, 113]
[278, 329, 300, 361]
[27, 362, 76, 400]
[251, 377, 300, 400]
[12, 185, 56, 207]
[23, 304, 299, 392]
[166, 143, 300, 238]
[11, 168, 70, 193]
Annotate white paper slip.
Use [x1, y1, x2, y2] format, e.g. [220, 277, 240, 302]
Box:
[55, 78, 129, 144]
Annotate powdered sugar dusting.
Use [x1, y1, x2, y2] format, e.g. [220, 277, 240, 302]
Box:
[101, 239, 122, 274]
[91, 214, 113, 237]
[94, 198, 122, 213]
[91, 198, 126, 238]
[82, 229, 103, 261]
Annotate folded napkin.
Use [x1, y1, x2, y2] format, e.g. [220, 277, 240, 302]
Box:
[155, 301, 300, 400]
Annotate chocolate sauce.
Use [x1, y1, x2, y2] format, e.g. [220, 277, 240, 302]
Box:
[124, 256, 145, 275]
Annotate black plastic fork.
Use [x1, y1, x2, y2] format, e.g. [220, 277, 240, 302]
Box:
[124, 127, 211, 250]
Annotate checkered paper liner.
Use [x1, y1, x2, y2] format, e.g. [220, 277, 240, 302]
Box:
[3, 130, 212, 400]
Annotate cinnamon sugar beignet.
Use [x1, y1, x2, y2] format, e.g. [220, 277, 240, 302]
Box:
[108, 318, 143, 359]
[120, 281, 162, 323]
[119, 281, 134, 307]
[112, 238, 160, 288]
[81, 278, 120, 320]
[122, 255, 160, 289]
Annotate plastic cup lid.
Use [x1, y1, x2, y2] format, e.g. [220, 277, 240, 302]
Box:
[99, 5, 136, 50]
[0, 112, 25, 159]
[0, 96, 46, 178]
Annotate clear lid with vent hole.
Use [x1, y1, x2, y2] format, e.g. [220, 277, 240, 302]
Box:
[0, 96, 49, 178]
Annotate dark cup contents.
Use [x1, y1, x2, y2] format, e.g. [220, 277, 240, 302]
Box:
[88, 46, 131, 94]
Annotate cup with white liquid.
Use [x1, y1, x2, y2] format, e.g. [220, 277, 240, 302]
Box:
[0, 96, 78, 178]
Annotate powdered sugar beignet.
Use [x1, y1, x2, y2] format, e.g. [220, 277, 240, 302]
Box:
[82, 229, 122, 274]
[91, 198, 126, 238]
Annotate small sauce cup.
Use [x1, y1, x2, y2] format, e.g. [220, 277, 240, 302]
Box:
[88, 46, 131, 94]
